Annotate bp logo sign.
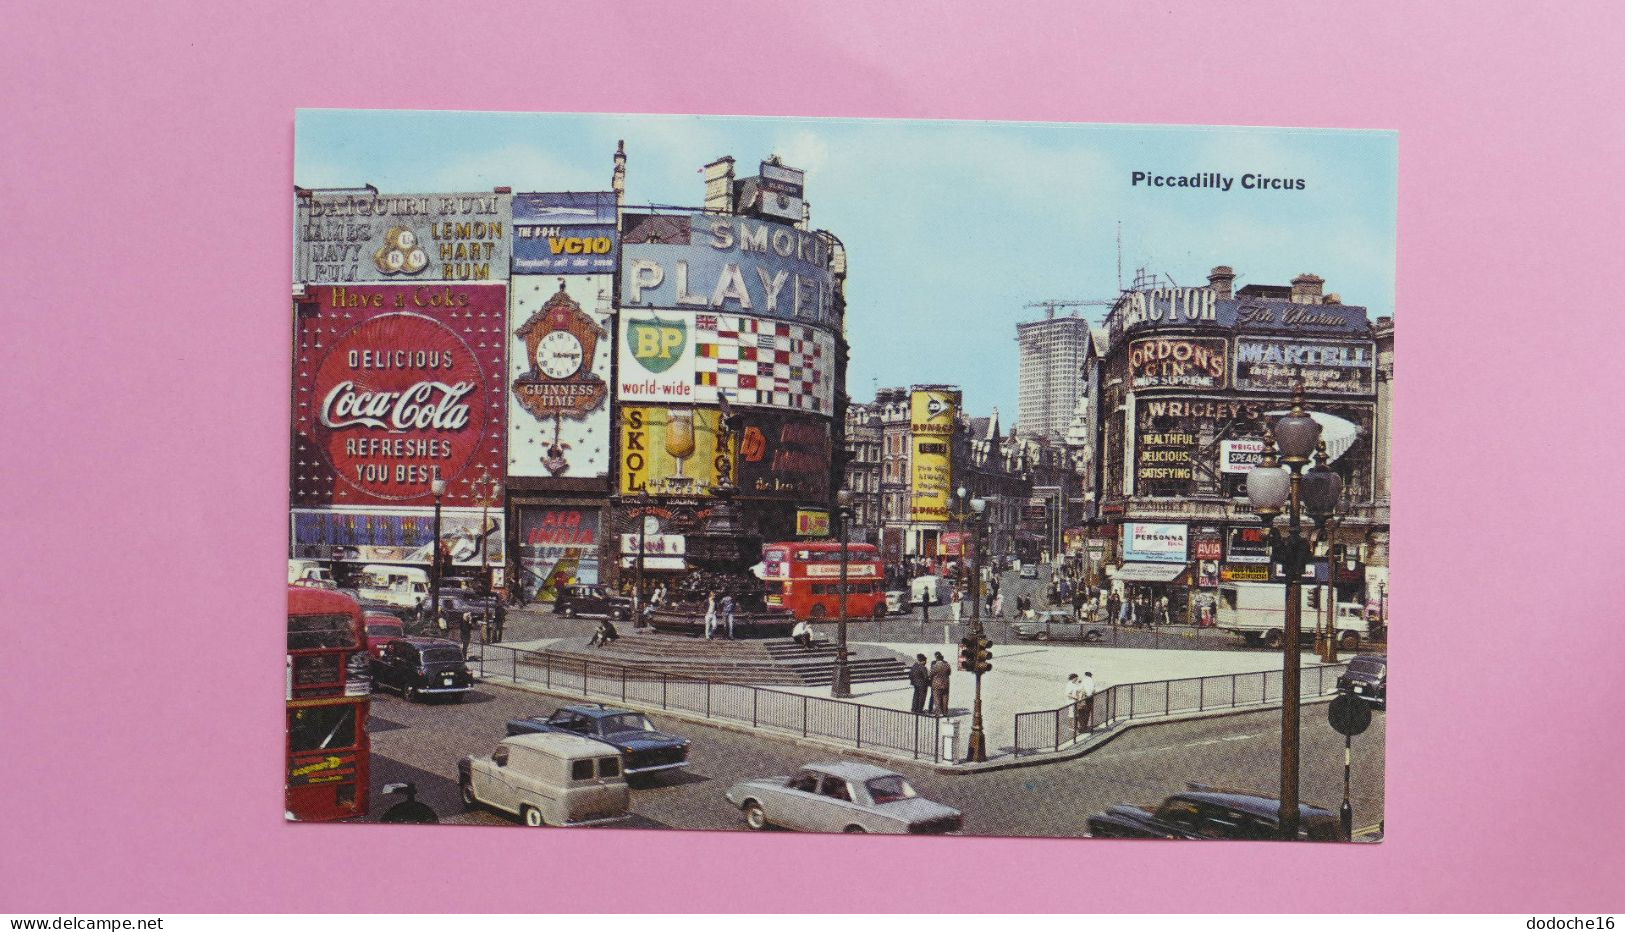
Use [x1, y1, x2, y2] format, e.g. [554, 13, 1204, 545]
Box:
[627, 315, 687, 373]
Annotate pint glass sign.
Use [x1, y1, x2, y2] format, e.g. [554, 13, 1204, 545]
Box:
[293, 285, 507, 508]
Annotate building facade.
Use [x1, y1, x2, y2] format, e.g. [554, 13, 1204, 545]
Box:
[1093, 266, 1391, 622]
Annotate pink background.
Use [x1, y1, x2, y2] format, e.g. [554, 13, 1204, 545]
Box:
[5, 0, 1623, 913]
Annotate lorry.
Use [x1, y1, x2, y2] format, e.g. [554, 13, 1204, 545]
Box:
[1216, 581, 1368, 650]
[356, 564, 431, 612]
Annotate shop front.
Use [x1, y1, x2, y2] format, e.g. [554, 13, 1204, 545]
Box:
[1112, 522, 1191, 624]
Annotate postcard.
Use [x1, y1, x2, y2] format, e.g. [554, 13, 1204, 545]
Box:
[287, 110, 1394, 841]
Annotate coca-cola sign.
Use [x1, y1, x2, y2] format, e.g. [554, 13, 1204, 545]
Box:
[292, 285, 506, 507]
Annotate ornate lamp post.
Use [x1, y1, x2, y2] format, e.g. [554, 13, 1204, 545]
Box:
[429, 469, 447, 628]
[970, 497, 987, 634]
[832, 488, 854, 698]
[1246, 382, 1342, 840]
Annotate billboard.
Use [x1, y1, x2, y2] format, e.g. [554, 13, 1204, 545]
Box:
[290, 507, 502, 568]
[294, 191, 511, 284]
[618, 310, 696, 402]
[1122, 522, 1188, 563]
[512, 192, 617, 275]
[1128, 337, 1228, 390]
[508, 276, 612, 479]
[291, 284, 507, 509]
[620, 310, 836, 415]
[795, 510, 830, 537]
[1220, 438, 1265, 473]
[1233, 337, 1376, 395]
[619, 406, 736, 497]
[1226, 525, 1272, 563]
[517, 506, 600, 601]
[736, 411, 832, 501]
[620, 214, 838, 330]
[1136, 427, 1196, 484]
[750, 160, 806, 223]
[909, 388, 958, 523]
[695, 313, 835, 415]
[1120, 288, 1370, 336]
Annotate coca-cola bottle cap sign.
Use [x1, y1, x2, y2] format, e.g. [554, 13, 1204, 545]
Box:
[312, 311, 488, 502]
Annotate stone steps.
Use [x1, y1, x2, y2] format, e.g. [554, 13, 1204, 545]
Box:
[531, 633, 911, 687]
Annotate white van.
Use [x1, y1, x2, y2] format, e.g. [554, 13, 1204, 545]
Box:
[287, 559, 336, 588]
[458, 732, 630, 827]
[1216, 581, 1368, 650]
[357, 564, 430, 611]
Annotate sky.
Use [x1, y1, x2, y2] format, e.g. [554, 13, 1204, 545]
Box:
[296, 110, 1397, 424]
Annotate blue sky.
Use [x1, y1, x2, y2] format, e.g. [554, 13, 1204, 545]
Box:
[297, 110, 1397, 423]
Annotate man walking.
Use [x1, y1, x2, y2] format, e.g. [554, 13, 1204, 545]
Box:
[1079, 671, 1097, 727]
[908, 654, 930, 714]
[703, 591, 718, 639]
[720, 593, 736, 639]
[929, 651, 952, 715]
[1107, 590, 1122, 626]
[950, 587, 963, 623]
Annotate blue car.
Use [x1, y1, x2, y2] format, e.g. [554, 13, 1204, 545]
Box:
[507, 705, 690, 780]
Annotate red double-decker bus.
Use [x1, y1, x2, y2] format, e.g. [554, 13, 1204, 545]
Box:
[761, 541, 887, 621]
[286, 584, 371, 821]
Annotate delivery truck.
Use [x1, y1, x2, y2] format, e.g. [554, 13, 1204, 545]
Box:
[1216, 581, 1368, 650]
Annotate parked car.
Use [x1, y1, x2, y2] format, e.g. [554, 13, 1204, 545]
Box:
[1085, 787, 1341, 841]
[725, 762, 962, 834]
[1336, 653, 1387, 710]
[363, 612, 406, 659]
[553, 584, 632, 620]
[1019, 563, 1039, 579]
[1013, 610, 1106, 642]
[884, 590, 907, 615]
[439, 576, 501, 615]
[507, 705, 690, 780]
[459, 732, 630, 827]
[371, 637, 473, 702]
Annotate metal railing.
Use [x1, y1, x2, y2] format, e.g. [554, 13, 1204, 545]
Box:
[475, 643, 954, 763]
[1012, 662, 1349, 755]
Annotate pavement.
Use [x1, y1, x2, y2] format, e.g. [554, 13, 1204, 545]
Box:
[771, 639, 1330, 757]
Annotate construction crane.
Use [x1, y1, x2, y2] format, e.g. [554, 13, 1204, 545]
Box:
[1023, 299, 1116, 321]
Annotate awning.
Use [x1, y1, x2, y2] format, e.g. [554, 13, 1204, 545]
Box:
[1111, 562, 1188, 583]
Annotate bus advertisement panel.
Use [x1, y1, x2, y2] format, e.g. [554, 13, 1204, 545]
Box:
[286, 585, 371, 822]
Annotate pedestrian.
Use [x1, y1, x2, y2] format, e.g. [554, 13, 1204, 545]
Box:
[588, 616, 620, 648]
[458, 611, 474, 654]
[720, 593, 736, 639]
[791, 618, 813, 649]
[1066, 673, 1088, 730]
[985, 591, 995, 615]
[950, 587, 963, 623]
[704, 590, 718, 639]
[992, 591, 1004, 618]
[929, 651, 952, 715]
[1107, 591, 1122, 626]
[908, 654, 930, 714]
[1072, 587, 1086, 621]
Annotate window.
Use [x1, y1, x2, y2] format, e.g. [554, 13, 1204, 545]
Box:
[492, 747, 509, 767]
[788, 772, 819, 793]
[420, 647, 463, 664]
[599, 757, 621, 778]
[1154, 798, 1203, 831]
[288, 706, 356, 752]
[287, 612, 357, 651]
[865, 776, 918, 804]
[600, 713, 654, 734]
[819, 777, 852, 802]
[571, 759, 595, 781]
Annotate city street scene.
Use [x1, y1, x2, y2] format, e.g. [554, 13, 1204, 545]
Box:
[287, 111, 1395, 841]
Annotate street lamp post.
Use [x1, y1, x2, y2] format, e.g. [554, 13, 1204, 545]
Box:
[832, 489, 854, 698]
[470, 471, 501, 653]
[1245, 382, 1343, 841]
[429, 469, 447, 628]
[970, 498, 987, 634]
[633, 489, 651, 625]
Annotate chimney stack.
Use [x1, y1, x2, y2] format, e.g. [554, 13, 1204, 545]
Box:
[702, 156, 736, 213]
[612, 140, 626, 207]
[1208, 265, 1235, 300]
[1290, 273, 1325, 304]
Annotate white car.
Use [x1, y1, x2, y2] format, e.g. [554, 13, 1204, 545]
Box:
[725, 762, 962, 834]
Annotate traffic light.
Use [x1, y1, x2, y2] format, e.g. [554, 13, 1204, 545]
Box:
[957, 636, 975, 672]
[972, 634, 994, 674]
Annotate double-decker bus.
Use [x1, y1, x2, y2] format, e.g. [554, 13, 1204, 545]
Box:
[760, 541, 887, 621]
[286, 584, 371, 821]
